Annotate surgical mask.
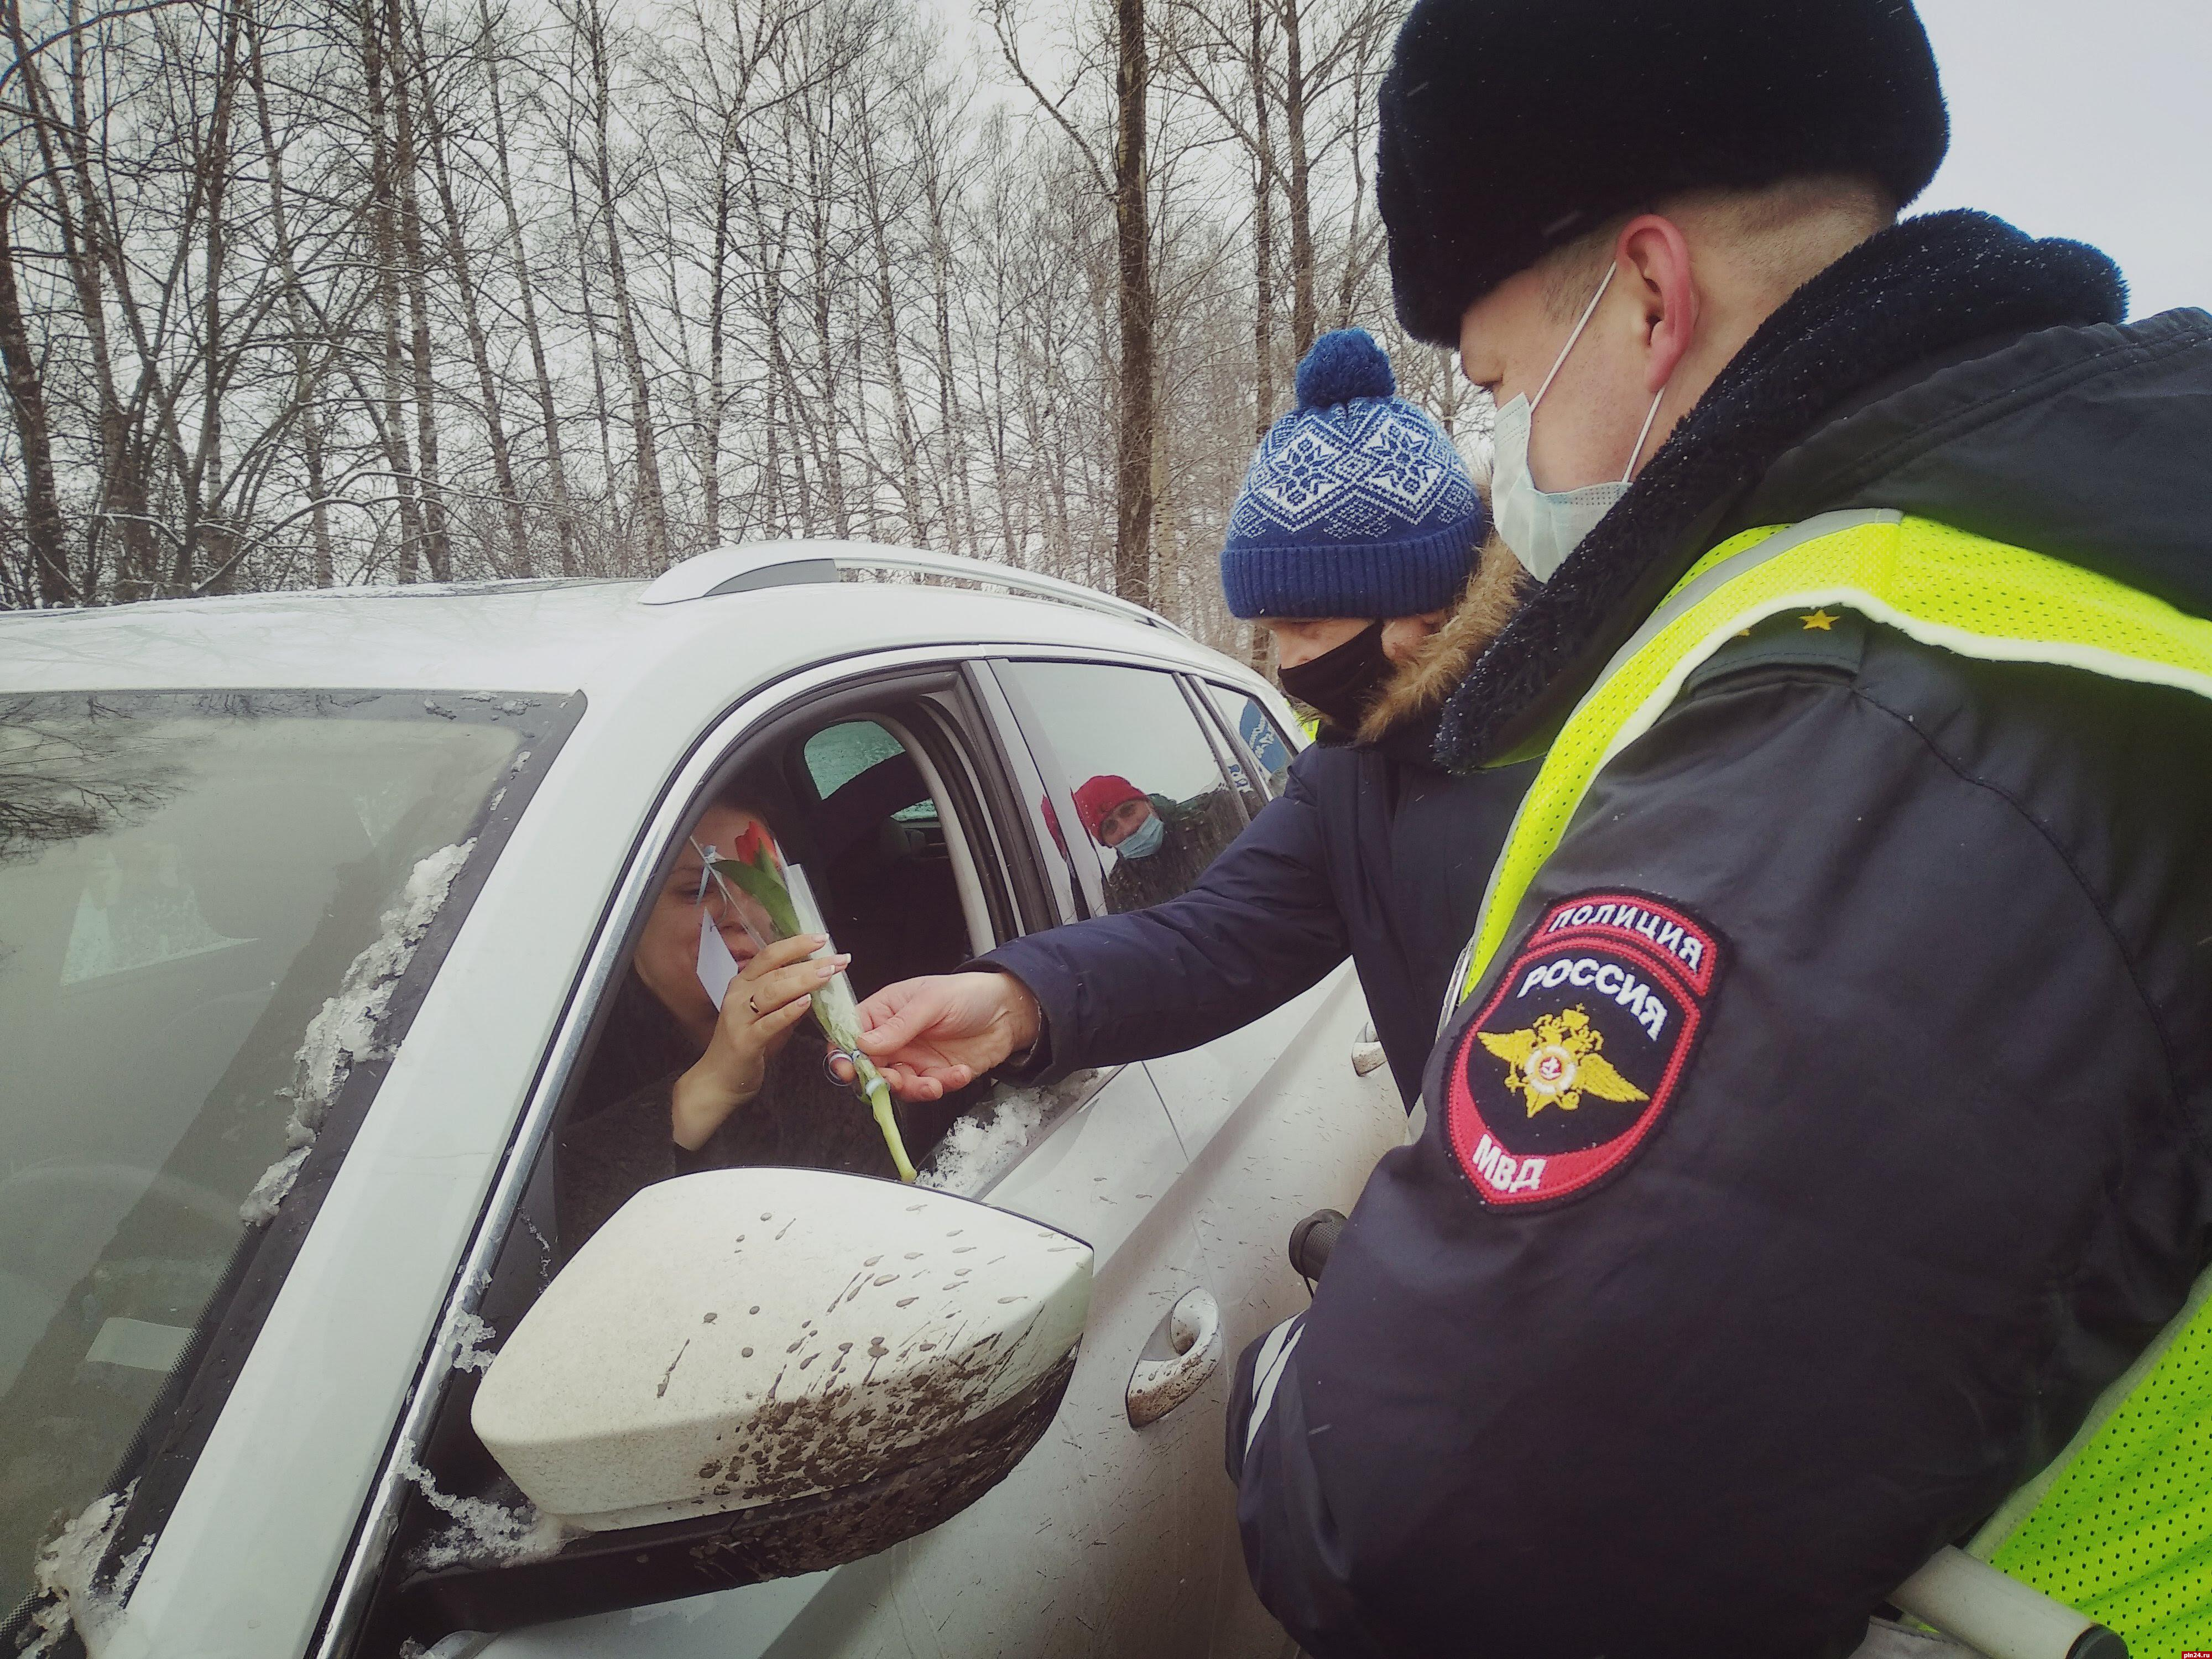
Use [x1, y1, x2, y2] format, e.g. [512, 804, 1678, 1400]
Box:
[1277, 619, 1393, 732]
[1118, 811, 1167, 860]
[1489, 262, 1671, 583]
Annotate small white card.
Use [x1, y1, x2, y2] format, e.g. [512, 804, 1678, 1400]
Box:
[697, 909, 743, 1010]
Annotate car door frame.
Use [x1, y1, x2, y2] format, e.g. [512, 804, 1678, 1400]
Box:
[311, 644, 1083, 1657]
[1185, 675, 1300, 807]
[318, 636, 1277, 1654]
[973, 654, 1279, 912]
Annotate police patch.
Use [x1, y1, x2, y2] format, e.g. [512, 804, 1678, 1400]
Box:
[1446, 891, 1722, 1208]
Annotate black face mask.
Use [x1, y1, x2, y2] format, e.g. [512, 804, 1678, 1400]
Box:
[1278, 620, 1392, 732]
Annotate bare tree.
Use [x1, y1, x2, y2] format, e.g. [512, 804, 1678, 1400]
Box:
[480, 0, 578, 573]
[0, 185, 71, 603]
[242, 0, 337, 587]
[409, 0, 530, 574]
[564, 0, 668, 564]
[0, 0, 1433, 655]
[990, 0, 1159, 604]
[1110, 0, 1156, 606]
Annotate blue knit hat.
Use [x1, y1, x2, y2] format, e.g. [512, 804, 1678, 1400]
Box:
[1220, 328, 1485, 619]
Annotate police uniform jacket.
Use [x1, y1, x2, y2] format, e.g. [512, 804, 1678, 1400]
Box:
[1227, 211, 2212, 1657]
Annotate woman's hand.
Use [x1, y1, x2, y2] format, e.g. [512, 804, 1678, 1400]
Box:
[671, 933, 849, 1151]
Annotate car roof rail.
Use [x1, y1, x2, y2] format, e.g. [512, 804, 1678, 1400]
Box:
[638, 539, 1187, 635]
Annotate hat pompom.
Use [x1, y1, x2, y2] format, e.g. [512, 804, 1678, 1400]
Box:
[1295, 328, 1396, 409]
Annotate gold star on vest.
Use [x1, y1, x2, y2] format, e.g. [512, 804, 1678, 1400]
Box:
[1477, 1006, 1649, 1118]
[1800, 609, 1839, 631]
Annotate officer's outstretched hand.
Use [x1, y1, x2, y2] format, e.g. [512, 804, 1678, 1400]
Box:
[853, 972, 1040, 1101]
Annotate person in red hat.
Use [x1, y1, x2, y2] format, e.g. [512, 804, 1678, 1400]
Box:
[1067, 773, 1225, 912]
[1071, 774, 1149, 844]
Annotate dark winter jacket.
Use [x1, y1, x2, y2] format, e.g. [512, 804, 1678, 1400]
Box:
[1229, 211, 2212, 1658]
[554, 972, 950, 1253]
[980, 702, 1536, 1109]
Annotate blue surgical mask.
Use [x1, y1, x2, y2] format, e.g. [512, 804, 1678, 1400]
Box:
[1489, 262, 1670, 583]
[1118, 812, 1167, 860]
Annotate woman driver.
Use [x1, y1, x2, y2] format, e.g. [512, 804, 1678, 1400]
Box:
[554, 799, 948, 1251]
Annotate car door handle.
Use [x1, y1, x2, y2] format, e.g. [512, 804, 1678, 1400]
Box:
[1351, 1021, 1387, 1077]
[1126, 1287, 1223, 1428]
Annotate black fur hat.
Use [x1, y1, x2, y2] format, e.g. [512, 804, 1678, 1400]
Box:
[1378, 0, 1950, 345]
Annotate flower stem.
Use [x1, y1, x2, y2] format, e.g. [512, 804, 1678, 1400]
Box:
[863, 1071, 917, 1183]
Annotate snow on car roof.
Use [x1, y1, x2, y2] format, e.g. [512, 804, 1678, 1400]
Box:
[0, 570, 1238, 701]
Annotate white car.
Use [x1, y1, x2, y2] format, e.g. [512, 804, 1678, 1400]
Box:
[0, 545, 1404, 1659]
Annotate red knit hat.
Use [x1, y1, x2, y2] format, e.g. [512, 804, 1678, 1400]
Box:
[1073, 774, 1146, 839]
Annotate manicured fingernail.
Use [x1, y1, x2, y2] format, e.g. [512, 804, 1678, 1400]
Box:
[833, 954, 852, 966]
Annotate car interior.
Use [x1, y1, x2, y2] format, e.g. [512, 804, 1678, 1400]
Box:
[782, 717, 982, 1000]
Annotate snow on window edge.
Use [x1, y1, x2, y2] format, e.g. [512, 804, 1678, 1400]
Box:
[19, 1480, 151, 1659]
[238, 839, 477, 1226]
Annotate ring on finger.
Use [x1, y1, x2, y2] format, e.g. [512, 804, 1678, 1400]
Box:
[747, 993, 760, 1015]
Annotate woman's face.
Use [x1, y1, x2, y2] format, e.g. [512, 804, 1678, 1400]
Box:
[634, 804, 778, 1038]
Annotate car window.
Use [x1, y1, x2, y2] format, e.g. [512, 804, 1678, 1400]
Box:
[547, 716, 982, 1260]
[0, 690, 555, 1626]
[1186, 681, 1266, 818]
[1204, 682, 1297, 797]
[999, 661, 1248, 915]
[804, 720, 938, 825]
[802, 718, 905, 795]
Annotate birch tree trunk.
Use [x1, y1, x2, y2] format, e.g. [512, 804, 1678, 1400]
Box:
[703, 163, 734, 545]
[388, 0, 452, 581]
[855, 109, 925, 544]
[796, 98, 849, 539]
[564, 133, 617, 496]
[413, 0, 532, 576]
[925, 161, 973, 558]
[361, 0, 427, 581]
[184, 1, 244, 596]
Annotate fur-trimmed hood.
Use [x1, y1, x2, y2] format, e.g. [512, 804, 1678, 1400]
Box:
[1303, 535, 1527, 755]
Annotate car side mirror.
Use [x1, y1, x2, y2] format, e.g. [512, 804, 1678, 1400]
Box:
[405, 1168, 1091, 1632]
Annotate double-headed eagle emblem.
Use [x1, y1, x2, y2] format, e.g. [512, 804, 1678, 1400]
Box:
[1477, 1006, 1648, 1118]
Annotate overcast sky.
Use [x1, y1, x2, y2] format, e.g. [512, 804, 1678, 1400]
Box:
[939, 0, 2211, 320]
[1910, 0, 2211, 319]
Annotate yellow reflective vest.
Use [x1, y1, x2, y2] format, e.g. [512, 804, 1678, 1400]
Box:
[1446, 507, 2212, 1648]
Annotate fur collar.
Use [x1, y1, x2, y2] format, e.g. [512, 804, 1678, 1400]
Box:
[1432, 210, 2127, 770]
[1355, 534, 1527, 745]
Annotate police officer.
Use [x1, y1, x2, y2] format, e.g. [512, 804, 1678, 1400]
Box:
[1228, 3, 2212, 1656]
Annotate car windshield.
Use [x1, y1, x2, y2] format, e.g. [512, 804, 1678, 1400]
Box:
[0, 691, 536, 1622]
